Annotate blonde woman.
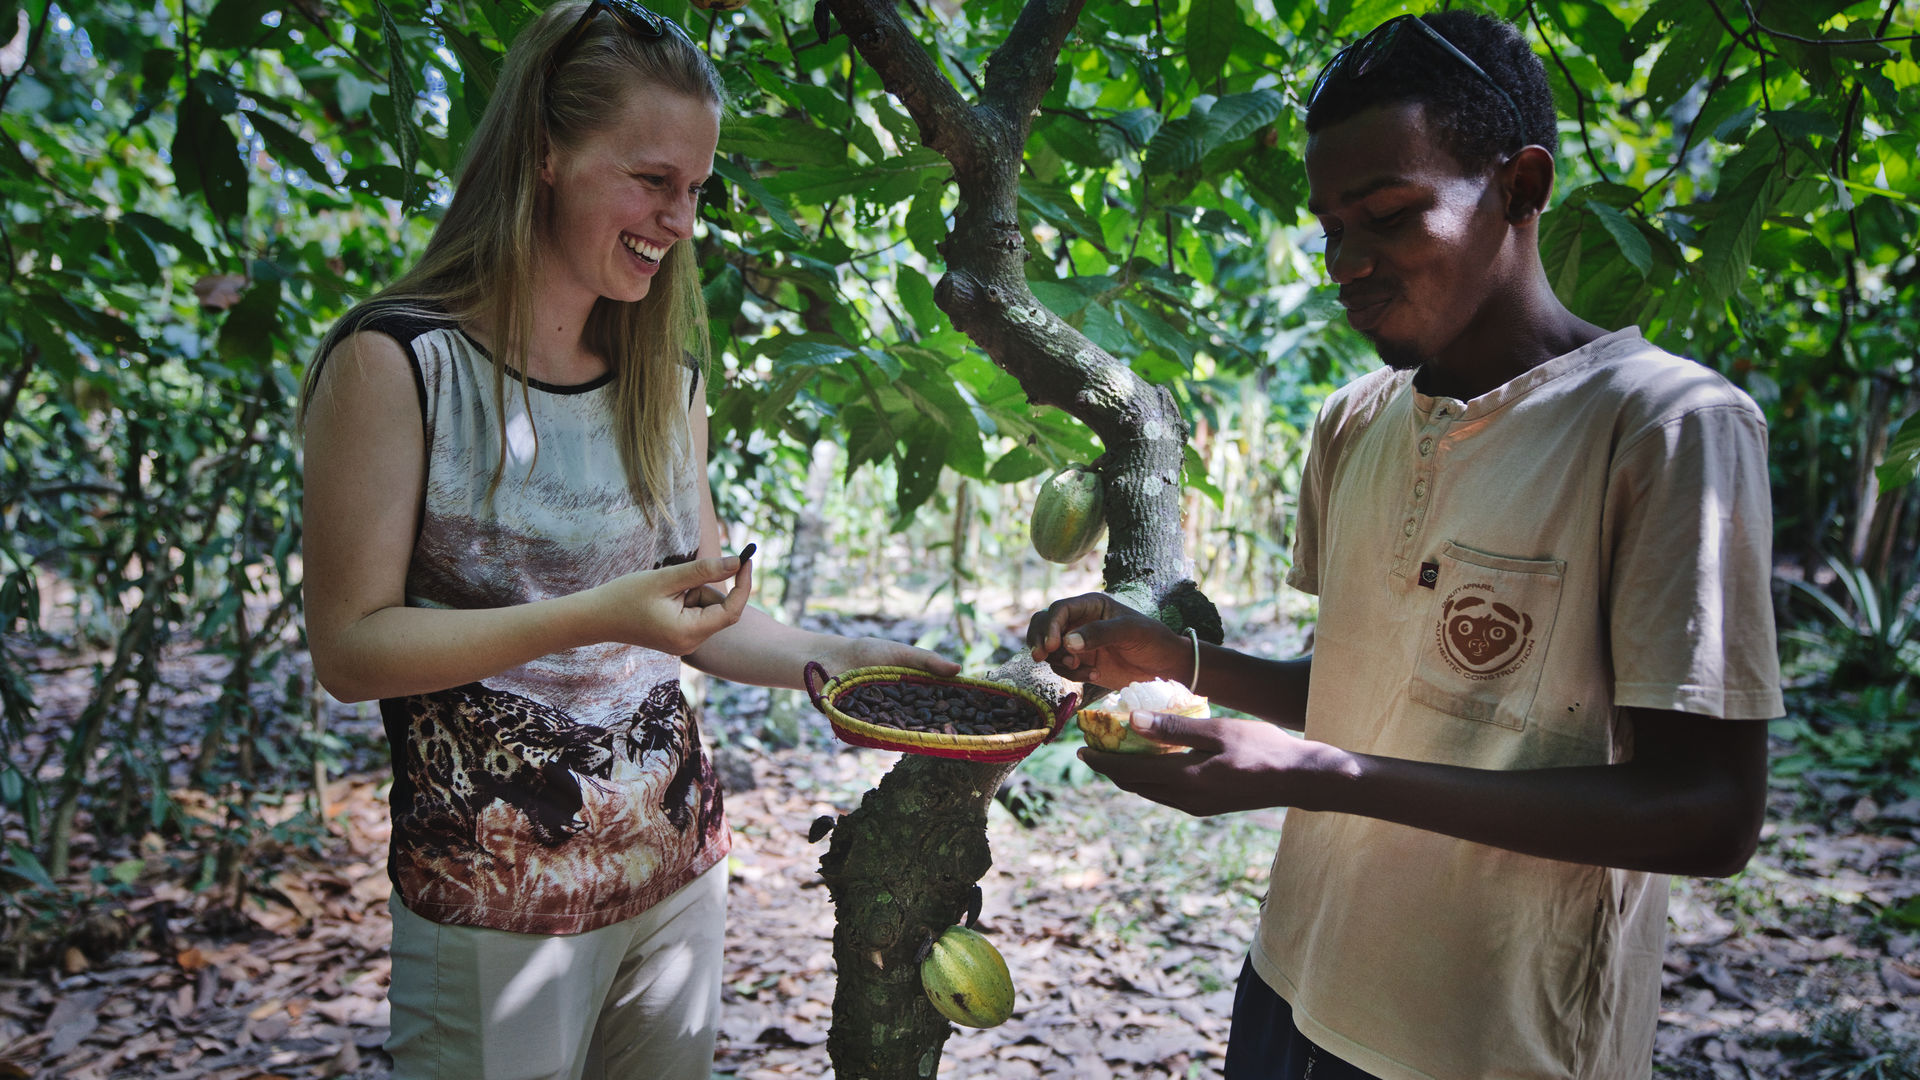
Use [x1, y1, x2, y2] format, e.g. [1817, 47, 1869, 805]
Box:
[298, 3, 956, 1076]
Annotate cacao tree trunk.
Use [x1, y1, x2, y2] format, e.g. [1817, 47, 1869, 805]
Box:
[815, 1, 1221, 1075]
[782, 440, 836, 623]
[817, 750, 1014, 1078]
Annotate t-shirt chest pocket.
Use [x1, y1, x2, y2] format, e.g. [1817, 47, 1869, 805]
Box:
[1409, 542, 1565, 730]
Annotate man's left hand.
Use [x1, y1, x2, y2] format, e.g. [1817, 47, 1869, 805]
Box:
[1080, 711, 1355, 817]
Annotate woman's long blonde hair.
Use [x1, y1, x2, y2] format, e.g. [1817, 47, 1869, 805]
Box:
[300, 0, 723, 522]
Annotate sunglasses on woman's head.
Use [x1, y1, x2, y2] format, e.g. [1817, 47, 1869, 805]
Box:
[1309, 15, 1526, 148]
[545, 0, 678, 84]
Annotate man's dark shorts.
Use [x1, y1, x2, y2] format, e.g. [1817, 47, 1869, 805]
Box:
[1224, 957, 1380, 1080]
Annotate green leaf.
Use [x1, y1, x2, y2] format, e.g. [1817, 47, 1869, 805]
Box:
[1205, 89, 1285, 148]
[218, 277, 283, 362]
[1078, 302, 1129, 354]
[0, 763, 26, 808]
[720, 115, 846, 167]
[767, 338, 857, 372]
[43, 295, 147, 356]
[2, 73, 49, 114]
[1183, 443, 1223, 506]
[3, 844, 55, 890]
[377, 0, 419, 205]
[16, 307, 77, 380]
[1761, 107, 1840, 141]
[334, 72, 381, 118]
[1101, 108, 1162, 159]
[841, 405, 892, 475]
[202, 0, 274, 50]
[1118, 299, 1197, 368]
[896, 266, 941, 333]
[1029, 280, 1090, 319]
[1020, 184, 1103, 243]
[1644, 12, 1722, 115]
[1144, 105, 1209, 173]
[1034, 112, 1113, 169]
[860, 346, 904, 382]
[104, 221, 155, 285]
[703, 262, 744, 325]
[1886, 895, 1920, 930]
[1186, 0, 1240, 90]
[1545, 0, 1633, 83]
[1694, 162, 1780, 307]
[172, 83, 249, 221]
[429, 16, 502, 111]
[895, 421, 946, 519]
[988, 446, 1050, 483]
[138, 47, 178, 106]
[712, 158, 803, 238]
[1584, 202, 1651, 276]
[1875, 411, 1920, 492]
[762, 155, 941, 205]
[242, 109, 329, 180]
[1539, 205, 1584, 300]
[906, 180, 948, 260]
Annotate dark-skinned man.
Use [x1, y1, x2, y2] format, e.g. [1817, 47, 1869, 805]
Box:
[1027, 12, 1780, 1080]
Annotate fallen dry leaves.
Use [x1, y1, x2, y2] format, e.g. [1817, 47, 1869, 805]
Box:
[4, 741, 1919, 1078]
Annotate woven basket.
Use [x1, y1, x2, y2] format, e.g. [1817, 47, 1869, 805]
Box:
[803, 661, 1077, 763]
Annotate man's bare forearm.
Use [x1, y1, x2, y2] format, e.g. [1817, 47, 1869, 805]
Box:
[1193, 647, 1312, 730]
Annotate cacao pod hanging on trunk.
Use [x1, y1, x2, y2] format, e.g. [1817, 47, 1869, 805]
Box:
[920, 925, 1016, 1028]
[1029, 463, 1106, 564]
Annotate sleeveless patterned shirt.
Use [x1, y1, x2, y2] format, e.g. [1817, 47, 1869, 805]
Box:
[334, 304, 727, 935]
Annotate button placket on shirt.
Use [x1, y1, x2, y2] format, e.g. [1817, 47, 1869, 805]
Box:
[1395, 399, 1459, 566]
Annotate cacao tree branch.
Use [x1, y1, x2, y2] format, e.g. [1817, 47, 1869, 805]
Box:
[0, 338, 35, 455]
[810, 2, 1220, 1075]
[1525, 0, 1616, 186]
[980, 0, 1086, 135]
[828, 0, 1201, 625]
[817, 0, 985, 170]
[0, 0, 55, 119]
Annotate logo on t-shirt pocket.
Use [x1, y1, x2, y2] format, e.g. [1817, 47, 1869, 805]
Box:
[1438, 592, 1535, 678]
[1410, 542, 1564, 729]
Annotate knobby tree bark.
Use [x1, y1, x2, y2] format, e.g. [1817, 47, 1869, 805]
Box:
[813, 2, 1221, 1076]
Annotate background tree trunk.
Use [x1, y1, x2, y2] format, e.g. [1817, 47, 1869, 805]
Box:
[816, 1, 1221, 1075]
[782, 440, 836, 623]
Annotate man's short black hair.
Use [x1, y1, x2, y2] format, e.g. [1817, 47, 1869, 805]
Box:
[1305, 10, 1559, 173]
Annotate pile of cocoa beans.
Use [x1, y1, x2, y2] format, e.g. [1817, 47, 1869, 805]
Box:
[833, 681, 1039, 736]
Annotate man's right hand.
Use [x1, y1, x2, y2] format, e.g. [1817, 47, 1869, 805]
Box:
[1025, 592, 1190, 689]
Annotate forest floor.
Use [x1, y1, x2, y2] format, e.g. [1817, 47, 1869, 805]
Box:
[3, 608, 1919, 1079]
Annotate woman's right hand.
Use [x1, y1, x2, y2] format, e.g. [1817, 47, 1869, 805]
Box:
[584, 554, 754, 656]
[1025, 592, 1187, 689]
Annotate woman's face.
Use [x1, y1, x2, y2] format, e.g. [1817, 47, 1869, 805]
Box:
[538, 84, 720, 307]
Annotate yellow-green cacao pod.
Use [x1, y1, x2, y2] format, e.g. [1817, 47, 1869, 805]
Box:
[1029, 465, 1106, 564]
[921, 926, 1015, 1028]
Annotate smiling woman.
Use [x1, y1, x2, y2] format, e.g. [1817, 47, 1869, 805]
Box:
[288, 3, 959, 1078]
[539, 87, 719, 318]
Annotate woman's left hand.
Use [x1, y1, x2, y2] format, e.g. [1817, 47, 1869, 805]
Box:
[817, 635, 961, 679]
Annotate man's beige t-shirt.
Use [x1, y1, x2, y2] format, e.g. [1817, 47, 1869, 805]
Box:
[1255, 328, 1782, 1080]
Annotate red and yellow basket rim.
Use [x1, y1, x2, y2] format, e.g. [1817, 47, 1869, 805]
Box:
[803, 661, 1077, 763]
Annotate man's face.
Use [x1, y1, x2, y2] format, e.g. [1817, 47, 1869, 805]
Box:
[1305, 101, 1513, 371]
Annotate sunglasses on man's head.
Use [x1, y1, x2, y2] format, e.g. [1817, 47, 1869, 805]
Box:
[545, 0, 678, 84]
[1309, 15, 1526, 148]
